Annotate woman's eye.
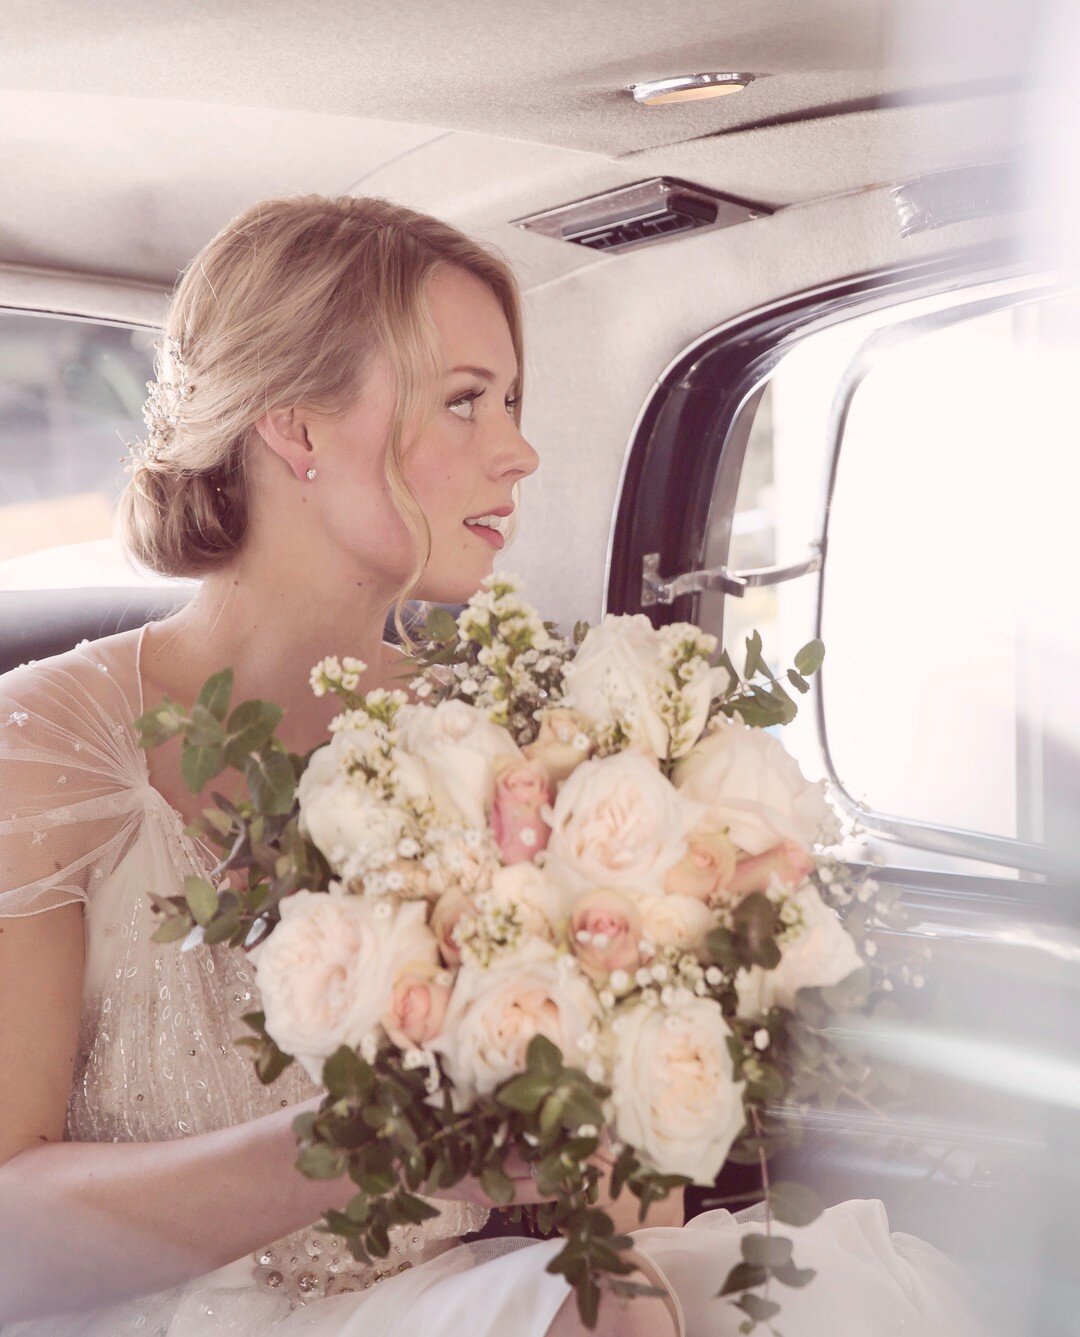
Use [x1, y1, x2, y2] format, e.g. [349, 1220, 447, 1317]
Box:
[447, 389, 521, 421]
[447, 390, 482, 420]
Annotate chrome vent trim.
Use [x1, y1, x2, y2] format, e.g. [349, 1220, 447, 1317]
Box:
[512, 177, 772, 254]
[892, 162, 1027, 238]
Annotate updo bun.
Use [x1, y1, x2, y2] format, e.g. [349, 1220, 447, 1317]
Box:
[117, 193, 525, 587]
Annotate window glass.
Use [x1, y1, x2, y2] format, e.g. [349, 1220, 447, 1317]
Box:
[821, 295, 1079, 854]
[694, 280, 1076, 870]
[0, 309, 166, 589]
[699, 328, 868, 775]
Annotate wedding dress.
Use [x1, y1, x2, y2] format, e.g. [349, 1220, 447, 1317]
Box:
[0, 631, 986, 1336]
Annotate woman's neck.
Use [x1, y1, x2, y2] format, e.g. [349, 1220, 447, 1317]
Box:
[139, 567, 409, 754]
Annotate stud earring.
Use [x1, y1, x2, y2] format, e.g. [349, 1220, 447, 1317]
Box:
[305, 467, 317, 481]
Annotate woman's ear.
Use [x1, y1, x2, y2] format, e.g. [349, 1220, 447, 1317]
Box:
[253, 406, 315, 480]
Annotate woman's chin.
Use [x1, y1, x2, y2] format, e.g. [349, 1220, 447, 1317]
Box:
[416, 563, 495, 607]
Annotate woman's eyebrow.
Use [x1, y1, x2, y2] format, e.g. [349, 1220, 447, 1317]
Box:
[447, 363, 520, 387]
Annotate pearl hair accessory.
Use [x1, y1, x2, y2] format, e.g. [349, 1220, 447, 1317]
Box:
[130, 336, 193, 466]
[305, 467, 318, 481]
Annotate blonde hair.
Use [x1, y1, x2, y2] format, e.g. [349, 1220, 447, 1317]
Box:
[117, 193, 526, 641]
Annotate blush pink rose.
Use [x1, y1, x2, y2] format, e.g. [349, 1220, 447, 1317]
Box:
[490, 758, 554, 865]
[570, 888, 643, 980]
[663, 825, 739, 905]
[431, 890, 472, 966]
[383, 968, 453, 1049]
[727, 840, 815, 897]
[523, 708, 594, 786]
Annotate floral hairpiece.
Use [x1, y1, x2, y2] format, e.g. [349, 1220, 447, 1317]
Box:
[130, 336, 194, 466]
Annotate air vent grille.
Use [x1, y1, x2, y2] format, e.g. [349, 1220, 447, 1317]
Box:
[513, 178, 770, 254]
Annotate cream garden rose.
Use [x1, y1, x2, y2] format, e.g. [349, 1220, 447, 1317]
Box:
[522, 706, 595, 785]
[297, 724, 409, 873]
[486, 862, 566, 944]
[639, 893, 714, 954]
[383, 965, 453, 1050]
[562, 614, 728, 760]
[544, 752, 703, 894]
[396, 699, 521, 829]
[253, 893, 429, 1083]
[610, 997, 745, 1182]
[431, 940, 599, 1105]
[673, 718, 837, 856]
[736, 883, 862, 1018]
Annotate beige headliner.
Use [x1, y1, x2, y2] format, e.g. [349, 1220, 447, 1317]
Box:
[0, 0, 1035, 621]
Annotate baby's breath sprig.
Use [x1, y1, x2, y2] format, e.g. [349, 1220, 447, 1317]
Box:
[308, 655, 368, 709]
[408, 574, 575, 745]
[453, 895, 527, 968]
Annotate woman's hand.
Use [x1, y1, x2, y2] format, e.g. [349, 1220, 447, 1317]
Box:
[426, 1146, 560, 1210]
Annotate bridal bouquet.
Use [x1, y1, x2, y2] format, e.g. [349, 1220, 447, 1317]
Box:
[140, 575, 907, 1332]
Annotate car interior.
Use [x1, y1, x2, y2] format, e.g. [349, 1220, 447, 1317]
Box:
[3, 1, 1078, 1330]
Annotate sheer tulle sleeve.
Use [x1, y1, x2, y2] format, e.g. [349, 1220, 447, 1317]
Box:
[0, 649, 151, 918]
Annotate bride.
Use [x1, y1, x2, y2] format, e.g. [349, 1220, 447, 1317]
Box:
[0, 194, 983, 1336]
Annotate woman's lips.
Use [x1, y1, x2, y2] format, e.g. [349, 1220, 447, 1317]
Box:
[463, 522, 505, 551]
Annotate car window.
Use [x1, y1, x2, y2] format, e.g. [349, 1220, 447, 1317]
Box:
[0, 308, 177, 589]
[822, 294, 1078, 857]
[695, 280, 1079, 874]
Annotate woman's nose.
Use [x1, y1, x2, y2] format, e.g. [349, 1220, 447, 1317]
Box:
[494, 424, 540, 481]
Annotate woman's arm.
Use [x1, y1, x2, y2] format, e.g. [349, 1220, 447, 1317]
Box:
[0, 904, 552, 1324]
[0, 906, 365, 1322]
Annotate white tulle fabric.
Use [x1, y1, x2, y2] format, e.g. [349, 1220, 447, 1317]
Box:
[0, 631, 985, 1337]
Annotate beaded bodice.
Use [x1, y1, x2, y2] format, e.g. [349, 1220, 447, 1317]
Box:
[0, 630, 484, 1333]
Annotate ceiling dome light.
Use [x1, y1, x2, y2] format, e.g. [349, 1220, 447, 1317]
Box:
[629, 73, 755, 106]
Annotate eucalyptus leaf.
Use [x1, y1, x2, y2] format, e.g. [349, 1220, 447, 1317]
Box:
[717, 1261, 769, 1296]
[247, 749, 297, 815]
[525, 1033, 564, 1082]
[187, 702, 227, 749]
[794, 639, 825, 676]
[298, 1143, 348, 1180]
[255, 1042, 293, 1085]
[135, 699, 187, 748]
[197, 668, 234, 722]
[184, 876, 219, 926]
[736, 1293, 781, 1322]
[495, 1073, 548, 1113]
[575, 1277, 600, 1330]
[480, 1164, 516, 1205]
[741, 1232, 794, 1269]
[224, 699, 285, 768]
[425, 607, 459, 644]
[768, 1180, 824, 1227]
[201, 907, 241, 945]
[150, 913, 193, 944]
[539, 1089, 569, 1137]
[181, 740, 224, 795]
[323, 1046, 374, 1101]
[772, 1260, 816, 1288]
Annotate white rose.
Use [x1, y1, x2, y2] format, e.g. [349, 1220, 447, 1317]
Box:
[253, 894, 429, 1083]
[298, 773, 408, 875]
[672, 718, 837, 856]
[298, 720, 421, 872]
[486, 862, 568, 943]
[396, 700, 520, 828]
[431, 939, 599, 1105]
[736, 884, 862, 1018]
[610, 998, 745, 1182]
[544, 753, 703, 895]
[563, 615, 728, 760]
[563, 614, 670, 757]
[639, 894, 714, 953]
